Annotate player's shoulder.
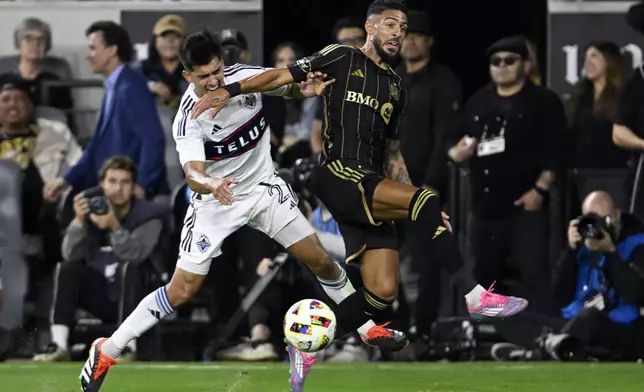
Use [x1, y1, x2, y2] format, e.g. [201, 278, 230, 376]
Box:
[175, 86, 198, 119]
[224, 63, 267, 82]
[314, 44, 354, 57]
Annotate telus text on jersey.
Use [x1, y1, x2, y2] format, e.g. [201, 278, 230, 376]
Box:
[204, 111, 268, 161]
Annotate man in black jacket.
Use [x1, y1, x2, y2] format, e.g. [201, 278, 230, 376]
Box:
[448, 36, 565, 314]
[395, 9, 462, 343]
[492, 191, 644, 361]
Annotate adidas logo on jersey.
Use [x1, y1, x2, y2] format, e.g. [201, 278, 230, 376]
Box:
[211, 124, 222, 135]
[351, 69, 364, 78]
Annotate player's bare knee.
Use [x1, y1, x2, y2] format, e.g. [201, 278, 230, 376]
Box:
[368, 279, 398, 302]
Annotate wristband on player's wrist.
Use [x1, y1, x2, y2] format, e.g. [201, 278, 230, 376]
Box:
[222, 82, 242, 98]
[533, 186, 549, 198]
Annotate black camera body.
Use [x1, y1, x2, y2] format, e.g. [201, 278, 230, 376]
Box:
[577, 212, 615, 241]
[83, 187, 109, 216]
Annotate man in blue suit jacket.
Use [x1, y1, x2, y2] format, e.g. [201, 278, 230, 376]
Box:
[44, 21, 167, 201]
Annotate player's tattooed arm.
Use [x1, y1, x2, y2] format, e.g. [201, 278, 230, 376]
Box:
[385, 139, 413, 185]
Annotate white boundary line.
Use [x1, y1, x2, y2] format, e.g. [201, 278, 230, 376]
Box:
[549, 1, 637, 14]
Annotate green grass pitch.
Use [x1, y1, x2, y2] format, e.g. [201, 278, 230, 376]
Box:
[1, 362, 643, 392]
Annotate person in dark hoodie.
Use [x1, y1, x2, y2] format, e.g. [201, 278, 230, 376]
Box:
[491, 191, 644, 362]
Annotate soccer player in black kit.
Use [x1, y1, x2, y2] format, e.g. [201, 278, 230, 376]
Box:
[193, 1, 528, 389]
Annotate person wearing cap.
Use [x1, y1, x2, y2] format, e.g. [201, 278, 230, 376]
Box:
[136, 14, 188, 109]
[613, 1, 644, 218]
[447, 36, 566, 315]
[219, 29, 252, 65]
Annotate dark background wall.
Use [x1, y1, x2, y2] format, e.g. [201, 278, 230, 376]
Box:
[263, 0, 547, 100]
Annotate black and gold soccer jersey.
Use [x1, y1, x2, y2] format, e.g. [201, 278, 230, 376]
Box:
[288, 44, 406, 174]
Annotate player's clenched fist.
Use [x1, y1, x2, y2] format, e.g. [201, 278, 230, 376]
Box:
[208, 177, 238, 205]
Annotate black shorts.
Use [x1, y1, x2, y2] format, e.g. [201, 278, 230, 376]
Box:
[310, 159, 398, 262]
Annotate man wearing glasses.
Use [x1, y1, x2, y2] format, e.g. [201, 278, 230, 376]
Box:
[447, 36, 566, 315]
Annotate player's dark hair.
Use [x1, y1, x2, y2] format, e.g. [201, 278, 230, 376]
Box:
[179, 29, 223, 71]
[366, 0, 408, 18]
[86, 21, 134, 63]
[332, 17, 365, 41]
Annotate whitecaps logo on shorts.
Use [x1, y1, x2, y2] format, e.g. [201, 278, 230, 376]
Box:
[196, 234, 211, 253]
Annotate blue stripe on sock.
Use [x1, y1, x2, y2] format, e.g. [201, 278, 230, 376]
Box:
[154, 290, 167, 314]
[158, 287, 174, 314]
[155, 289, 172, 315]
[318, 268, 347, 288]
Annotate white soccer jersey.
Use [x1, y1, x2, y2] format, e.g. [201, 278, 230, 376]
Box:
[172, 64, 291, 196]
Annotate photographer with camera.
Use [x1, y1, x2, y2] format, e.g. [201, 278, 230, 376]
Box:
[34, 156, 167, 362]
[492, 191, 644, 362]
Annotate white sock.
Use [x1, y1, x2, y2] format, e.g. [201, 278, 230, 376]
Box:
[464, 285, 486, 308]
[102, 287, 174, 359]
[317, 263, 376, 339]
[126, 340, 137, 353]
[51, 324, 69, 351]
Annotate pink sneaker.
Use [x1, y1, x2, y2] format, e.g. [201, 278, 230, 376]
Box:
[287, 343, 316, 392]
[467, 283, 528, 319]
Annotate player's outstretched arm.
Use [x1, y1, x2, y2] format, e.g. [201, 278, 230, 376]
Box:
[183, 161, 238, 205]
[384, 139, 413, 186]
[191, 68, 294, 119]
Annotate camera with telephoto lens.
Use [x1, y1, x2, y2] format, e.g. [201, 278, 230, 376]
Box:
[83, 187, 109, 216]
[576, 212, 615, 241]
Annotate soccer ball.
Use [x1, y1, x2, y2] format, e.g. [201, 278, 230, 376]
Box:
[283, 299, 337, 353]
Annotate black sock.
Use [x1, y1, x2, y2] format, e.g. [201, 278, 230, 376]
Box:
[409, 189, 478, 293]
[334, 288, 392, 338]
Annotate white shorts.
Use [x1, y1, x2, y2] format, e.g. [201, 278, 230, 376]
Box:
[176, 174, 314, 275]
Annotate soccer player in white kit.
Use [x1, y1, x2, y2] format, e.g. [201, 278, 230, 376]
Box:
[79, 30, 407, 392]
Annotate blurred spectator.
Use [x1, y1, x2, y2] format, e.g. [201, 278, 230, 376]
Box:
[34, 156, 166, 362]
[566, 42, 629, 209]
[524, 37, 542, 86]
[332, 17, 367, 48]
[135, 14, 188, 110]
[263, 42, 318, 165]
[0, 76, 81, 251]
[0, 75, 82, 349]
[395, 10, 462, 341]
[0, 18, 73, 114]
[43, 21, 168, 202]
[220, 28, 252, 66]
[448, 36, 564, 314]
[397, 10, 460, 199]
[492, 191, 644, 362]
[568, 42, 628, 170]
[310, 17, 366, 156]
[613, 3, 644, 217]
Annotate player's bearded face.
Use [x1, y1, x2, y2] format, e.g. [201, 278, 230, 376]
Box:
[185, 57, 225, 96]
[370, 11, 407, 64]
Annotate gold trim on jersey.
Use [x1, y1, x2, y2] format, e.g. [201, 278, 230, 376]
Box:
[326, 161, 381, 226]
[339, 51, 355, 156]
[345, 244, 366, 263]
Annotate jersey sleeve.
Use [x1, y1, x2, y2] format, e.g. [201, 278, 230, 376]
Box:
[172, 106, 205, 167]
[288, 44, 349, 83]
[386, 87, 407, 140]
